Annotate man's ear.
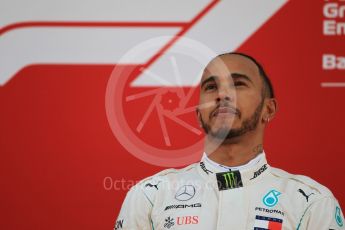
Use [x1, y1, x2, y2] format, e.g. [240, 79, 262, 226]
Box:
[262, 98, 278, 123]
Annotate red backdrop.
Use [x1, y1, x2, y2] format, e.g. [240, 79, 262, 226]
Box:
[1, 0, 344, 229]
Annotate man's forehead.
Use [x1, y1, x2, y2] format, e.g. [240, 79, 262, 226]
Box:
[201, 54, 260, 82]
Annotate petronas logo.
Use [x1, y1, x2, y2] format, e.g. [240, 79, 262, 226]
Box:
[263, 190, 281, 207]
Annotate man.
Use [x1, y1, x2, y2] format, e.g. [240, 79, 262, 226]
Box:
[114, 53, 344, 229]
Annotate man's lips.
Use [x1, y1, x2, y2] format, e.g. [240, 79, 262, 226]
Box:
[212, 106, 239, 117]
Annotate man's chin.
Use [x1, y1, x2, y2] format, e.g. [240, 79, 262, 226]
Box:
[209, 125, 247, 140]
[208, 128, 232, 140]
[210, 124, 238, 134]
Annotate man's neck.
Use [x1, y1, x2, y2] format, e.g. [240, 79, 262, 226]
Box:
[205, 132, 264, 167]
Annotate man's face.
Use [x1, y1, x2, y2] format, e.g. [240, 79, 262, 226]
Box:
[197, 54, 265, 140]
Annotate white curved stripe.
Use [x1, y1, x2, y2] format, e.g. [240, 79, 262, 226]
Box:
[1, 0, 210, 29]
[0, 27, 179, 85]
[132, 0, 288, 87]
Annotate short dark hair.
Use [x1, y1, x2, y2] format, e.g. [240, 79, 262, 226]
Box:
[218, 52, 275, 99]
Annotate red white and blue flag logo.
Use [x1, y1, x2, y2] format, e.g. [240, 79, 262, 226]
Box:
[254, 215, 283, 230]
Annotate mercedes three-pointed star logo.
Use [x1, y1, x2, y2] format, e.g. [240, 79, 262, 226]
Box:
[175, 185, 196, 201]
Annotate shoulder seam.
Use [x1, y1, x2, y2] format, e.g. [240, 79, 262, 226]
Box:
[270, 167, 332, 196]
[297, 196, 336, 229]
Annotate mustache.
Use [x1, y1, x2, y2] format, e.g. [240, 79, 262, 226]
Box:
[210, 101, 241, 119]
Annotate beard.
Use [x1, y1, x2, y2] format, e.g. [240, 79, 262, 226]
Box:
[200, 99, 264, 141]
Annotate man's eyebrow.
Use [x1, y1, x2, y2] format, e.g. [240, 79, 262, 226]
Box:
[231, 73, 253, 84]
[200, 76, 216, 88]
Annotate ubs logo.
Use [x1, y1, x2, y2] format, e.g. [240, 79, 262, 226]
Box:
[177, 216, 199, 225]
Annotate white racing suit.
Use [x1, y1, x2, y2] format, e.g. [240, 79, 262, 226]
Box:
[115, 153, 344, 229]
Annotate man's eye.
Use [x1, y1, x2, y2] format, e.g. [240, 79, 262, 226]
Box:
[205, 84, 217, 91]
[234, 81, 246, 87]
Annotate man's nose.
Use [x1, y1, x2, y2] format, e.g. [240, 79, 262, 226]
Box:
[216, 86, 235, 102]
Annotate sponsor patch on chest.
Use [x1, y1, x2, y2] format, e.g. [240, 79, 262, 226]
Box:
[254, 215, 283, 230]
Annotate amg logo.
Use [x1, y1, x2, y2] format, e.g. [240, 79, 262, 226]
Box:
[164, 203, 202, 211]
[250, 164, 267, 180]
